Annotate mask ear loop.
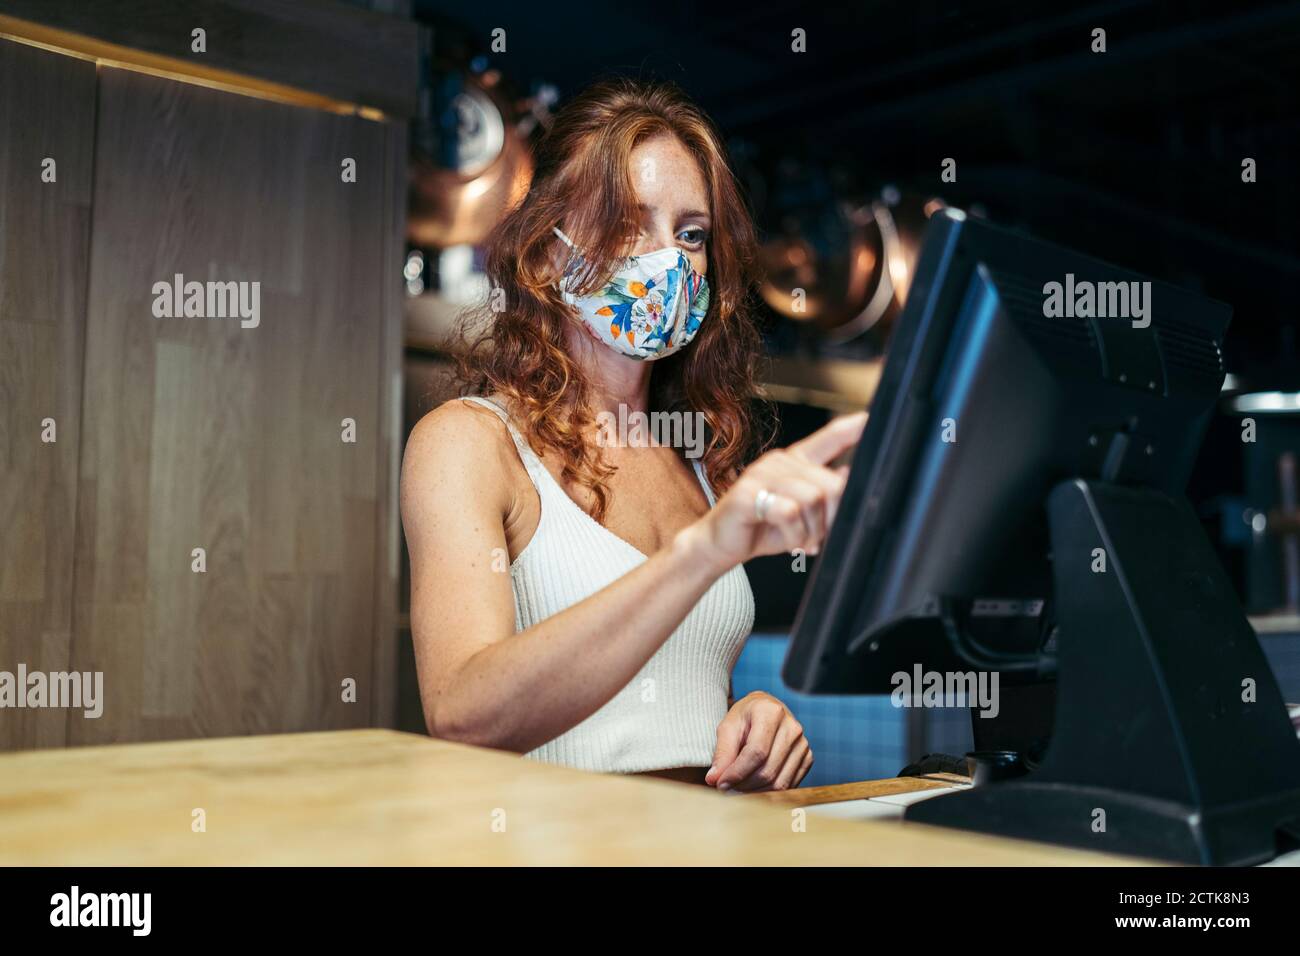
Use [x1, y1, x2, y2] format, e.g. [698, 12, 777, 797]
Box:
[552, 226, 586, 293]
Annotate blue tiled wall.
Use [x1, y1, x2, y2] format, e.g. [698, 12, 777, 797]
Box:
[731, 633, 907, 787]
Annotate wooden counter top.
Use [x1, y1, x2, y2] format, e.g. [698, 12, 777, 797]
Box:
[0, 729, 1148, 866]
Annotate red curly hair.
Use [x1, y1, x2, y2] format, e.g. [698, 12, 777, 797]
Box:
[456, 77, 774, 522]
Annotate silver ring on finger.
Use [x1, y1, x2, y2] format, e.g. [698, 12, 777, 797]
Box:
[754, 487, 774, 522]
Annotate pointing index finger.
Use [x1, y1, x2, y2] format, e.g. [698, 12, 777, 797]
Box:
[788, 411, 868, 466]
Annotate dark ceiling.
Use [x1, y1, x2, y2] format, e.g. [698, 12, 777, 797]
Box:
[411, 0, 1300, 376]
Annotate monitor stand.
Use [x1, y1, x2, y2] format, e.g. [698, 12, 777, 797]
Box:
[905, 478, 1300, 864]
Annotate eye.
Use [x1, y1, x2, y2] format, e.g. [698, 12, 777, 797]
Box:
[677, 226, 709, 248]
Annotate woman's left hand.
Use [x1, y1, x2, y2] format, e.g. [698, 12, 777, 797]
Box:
[705, 691, 813, 792]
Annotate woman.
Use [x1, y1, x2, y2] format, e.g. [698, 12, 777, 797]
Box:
[400, 78, 866, 791]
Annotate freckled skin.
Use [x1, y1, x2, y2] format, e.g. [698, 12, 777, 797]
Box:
[625, 133, 710, 277]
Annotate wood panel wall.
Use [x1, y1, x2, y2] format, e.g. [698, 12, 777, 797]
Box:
[0, 13, 408, 749]
[0, 39, 97, 749]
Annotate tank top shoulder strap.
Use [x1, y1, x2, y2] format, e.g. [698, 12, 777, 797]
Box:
[458, 395, 547, 490]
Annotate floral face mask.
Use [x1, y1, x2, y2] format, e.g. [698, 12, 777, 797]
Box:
[553, 226, 711, 361]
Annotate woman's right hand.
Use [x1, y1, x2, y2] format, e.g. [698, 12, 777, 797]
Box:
[681, 411, 869, 572]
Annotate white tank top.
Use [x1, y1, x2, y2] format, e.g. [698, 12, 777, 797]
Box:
[460, 396, 755, 773]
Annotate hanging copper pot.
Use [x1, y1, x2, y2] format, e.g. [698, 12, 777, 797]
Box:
[407, 69, 534, 249]
[758, 189, 944, 344]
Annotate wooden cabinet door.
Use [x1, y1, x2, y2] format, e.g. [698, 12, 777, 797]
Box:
[67, 66, 401, 744]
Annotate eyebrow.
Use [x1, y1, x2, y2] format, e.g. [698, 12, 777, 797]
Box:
[636, 203, 711, 222]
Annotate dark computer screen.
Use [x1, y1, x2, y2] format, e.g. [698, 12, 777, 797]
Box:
[783, 208, 1231, 694]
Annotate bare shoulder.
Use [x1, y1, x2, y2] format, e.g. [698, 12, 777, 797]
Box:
[400, 398, 520, 520]
[406, 397, 505, 454]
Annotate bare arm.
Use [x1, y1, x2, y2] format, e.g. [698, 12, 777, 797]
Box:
[401, 401, 733, 754]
